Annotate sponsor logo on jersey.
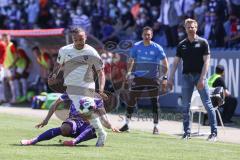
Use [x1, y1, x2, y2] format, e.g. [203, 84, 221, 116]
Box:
[182, 45, 186, 49]
[195, 43, 200, 48]
[150, 51, 155, 55]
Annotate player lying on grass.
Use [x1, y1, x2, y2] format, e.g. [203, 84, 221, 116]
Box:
[20, 93, 119, 147]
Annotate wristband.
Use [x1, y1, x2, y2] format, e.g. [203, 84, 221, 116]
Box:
[163, 75, 168, 80]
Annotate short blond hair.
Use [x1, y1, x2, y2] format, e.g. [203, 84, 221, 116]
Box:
[70, 27, 85, 34]
[184, 18, 198, 28]
[142, 26, 153, 33]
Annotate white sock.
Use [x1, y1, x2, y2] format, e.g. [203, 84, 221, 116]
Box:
[89, 118, 106, 136]
[125, 117, 130, 125]
[20, 78, 27, 96]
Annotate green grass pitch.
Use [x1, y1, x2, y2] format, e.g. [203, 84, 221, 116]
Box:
[0, 113, 239, 160]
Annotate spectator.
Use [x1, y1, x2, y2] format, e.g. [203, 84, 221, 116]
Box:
[208, 0, 228, 22]
[135, 13, 152, 40]
[224, 14, 240, 48]
[100, 18, 119, 43]
[111, 53, 127, 91]
[177, 25, 186, 42]
[0, 12, 7, 29]
[152, 22, 168, 47]
[25, 0, 39, 29]
[179, 0, 195, 18]
[130, 0, 141, 19]
[6, 3, 22, 29]
[91, 13, 103, 38]
[204, 12, 225, 47]
[118, 5, 135, 39]
[81, 0, 98, 17]
[203, 12, 213, 40]
[120, 4, 135, 29]
[37, 0, 52, 28]
[149, 6, 160, 21]
[193, 1, 208, 33]
[145, 0, 161, 7]
[108, 3, 119, 21]
[52, 0, 68, 9]
[211, 14, 226, 47]
[69, 6, 91, 33]
[229, 0, 240, 18]
[157, 0, 182, 47]
[51, 7, 68, 28]
[0, 0, 9, 8]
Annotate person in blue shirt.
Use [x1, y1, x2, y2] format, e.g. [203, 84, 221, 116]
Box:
[120, 26, 169, 134]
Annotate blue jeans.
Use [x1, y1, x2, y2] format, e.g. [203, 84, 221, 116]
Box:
[182, 73, 217, 134]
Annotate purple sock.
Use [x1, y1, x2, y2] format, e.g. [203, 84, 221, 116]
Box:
[73, 127, 97, 144]
[33, 127, 61, 144]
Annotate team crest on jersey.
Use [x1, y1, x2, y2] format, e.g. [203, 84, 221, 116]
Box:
[67, 54, 73, 58]
[150, 51, 154, 55]
[182, 45, 186, 49]
[195, 43, 200, 48]
[83, 55, 89, 61]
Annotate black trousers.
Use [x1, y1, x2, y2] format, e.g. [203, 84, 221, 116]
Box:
[203, 95, 237, 124]
[222, 96, 238, 122]
[125, 78, 160, 124]
[163, 25, 178, 47]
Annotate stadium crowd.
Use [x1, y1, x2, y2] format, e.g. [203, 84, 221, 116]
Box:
[0, 0, 240, 48]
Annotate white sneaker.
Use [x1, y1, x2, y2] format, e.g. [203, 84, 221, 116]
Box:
[96, 131, 107, 147]
[207, 133, 217, 142]
[20, 139, 35, 145]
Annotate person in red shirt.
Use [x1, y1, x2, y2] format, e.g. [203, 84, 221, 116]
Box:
[0, 39, 6, 65]
[101, 52, 113, 92]
[111, 53, 127, 91]
[0, 36, 6, 103]
[1, 33, 19, 103]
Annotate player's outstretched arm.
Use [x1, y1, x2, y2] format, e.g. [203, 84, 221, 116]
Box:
[99, 114, 120, 133]
[35, 98, 63, 128]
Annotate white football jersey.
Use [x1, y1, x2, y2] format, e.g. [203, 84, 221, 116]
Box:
[57, 44, 103, 90]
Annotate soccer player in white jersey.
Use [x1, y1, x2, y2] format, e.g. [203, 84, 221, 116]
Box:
[56, 27, 119, 146]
